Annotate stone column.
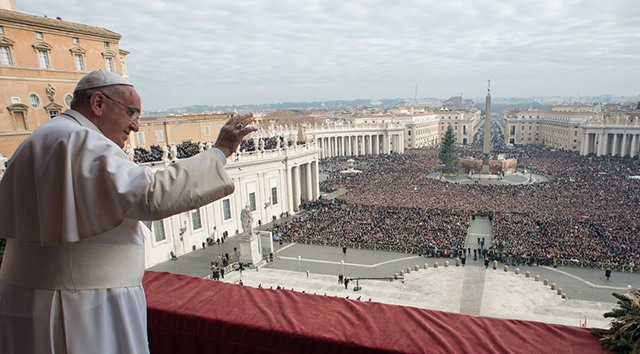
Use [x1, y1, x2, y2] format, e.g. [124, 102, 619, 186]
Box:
[597, 133, 606, 156]
[285, 167, 294, 214]
[305, 163, 313, 202]
[343, 136, 348, 156]
[363, 135, 368, 155]
[352, 136, 357, 156]
[299, 164, 308, 202]
[631, 134, 638, 158]
[345, 136, 351, 156]
[292, 165, 301, 212]
[322, 137, 327, 158]
[352, 136, 358, 156]
[373, 135, 379, 154]
[622, 134, 629, 157]
[326, 137, 331, 157]
[612, 134, 619, 156]
[311, 160, 320, 200]
[383, 134, 390, 154]
[581, 132, 589, 156]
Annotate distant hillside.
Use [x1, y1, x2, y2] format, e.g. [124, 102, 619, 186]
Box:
[152, 98, 407, 115]
[474, 102, 554, 115]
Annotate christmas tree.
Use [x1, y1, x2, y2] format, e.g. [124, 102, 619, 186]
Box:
[592, 289, 640, 353]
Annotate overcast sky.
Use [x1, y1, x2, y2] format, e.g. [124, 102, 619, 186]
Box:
[17, 0, 640, 110]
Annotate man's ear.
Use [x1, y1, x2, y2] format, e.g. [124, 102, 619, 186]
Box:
[89, 92, 106, 117]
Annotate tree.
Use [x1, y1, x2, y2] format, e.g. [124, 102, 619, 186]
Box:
[592, 289, 640, 353]
[439, 125, 460, 174]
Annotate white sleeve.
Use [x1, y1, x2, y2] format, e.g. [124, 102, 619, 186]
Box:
[126, 151, 235, 221]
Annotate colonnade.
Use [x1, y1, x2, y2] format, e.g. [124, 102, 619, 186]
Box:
[316, 133, 403, 159]
[582, 132, 640, 158]
[286, 160, 320, 212]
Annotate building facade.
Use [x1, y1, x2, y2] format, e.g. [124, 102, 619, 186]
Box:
[503, 107, 640, 157]
[502, 109, 595, 151]
[130, 114, 231, 149]
[143, 142, 320, 267]
[0, 6, 128, 155]
[581, 114, 640, 157]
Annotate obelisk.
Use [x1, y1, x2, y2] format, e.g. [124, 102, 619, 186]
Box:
[481, 80, 492, 173]
[483, 79, 491, 154]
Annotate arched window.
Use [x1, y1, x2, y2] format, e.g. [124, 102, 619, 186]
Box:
[32, 42, 53, 69]
[70, 46, 86, 71]
[102, 50, 117, 72]
[0, 37, 14, 66]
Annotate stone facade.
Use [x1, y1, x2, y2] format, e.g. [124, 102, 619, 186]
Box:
[0, 7, 128, 156]
[502, 106, 640, 158]
[131, 114, 230, 149]
[144, 142, 321, 267]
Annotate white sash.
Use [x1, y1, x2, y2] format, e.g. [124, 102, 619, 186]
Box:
[0, 239, 143, 291]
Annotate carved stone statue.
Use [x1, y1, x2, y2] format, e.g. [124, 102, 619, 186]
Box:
[162, 145, 170, 162]
[170, 144, 178, 161]
[126, 144, 134, 161]
[198, 142, 205, 153]
[258, 137, 265, 151]
[240, 203, 253, 237]
[45, 84, 56, 102]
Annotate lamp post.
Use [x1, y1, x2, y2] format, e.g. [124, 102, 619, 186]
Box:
[298, 255, 301, 272]
[341, 259, 345, 277]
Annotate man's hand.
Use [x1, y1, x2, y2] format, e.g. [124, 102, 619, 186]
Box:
[213, 113, 258, 157]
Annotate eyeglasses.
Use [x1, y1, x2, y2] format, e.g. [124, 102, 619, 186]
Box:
[100, 92, 141, 123]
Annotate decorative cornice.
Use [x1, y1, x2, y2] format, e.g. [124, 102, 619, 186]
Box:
[31, 41, 52, 51]
[69, 45, 86, 54]
[43, 102, 63, 111]
[0, 35, 14, 46]
[101, 49, 116, 58]
[0, 9, 121, 40]
[6, 102, 28, 112]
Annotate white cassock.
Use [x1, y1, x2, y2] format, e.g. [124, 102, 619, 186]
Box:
[0, 110, 235, 354]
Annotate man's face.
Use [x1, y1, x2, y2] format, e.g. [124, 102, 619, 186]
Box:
[96, 86, 141, 149]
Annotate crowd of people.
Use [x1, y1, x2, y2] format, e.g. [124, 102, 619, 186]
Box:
[274, 198, 469, 256]
[132, 135, 300, 164]
[133, 145, 164, 163]
[132, 137, 640, 269]
[309, 146, 640, 269]
[132, 142, 202, 163]
[239, 136, 287, 152]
